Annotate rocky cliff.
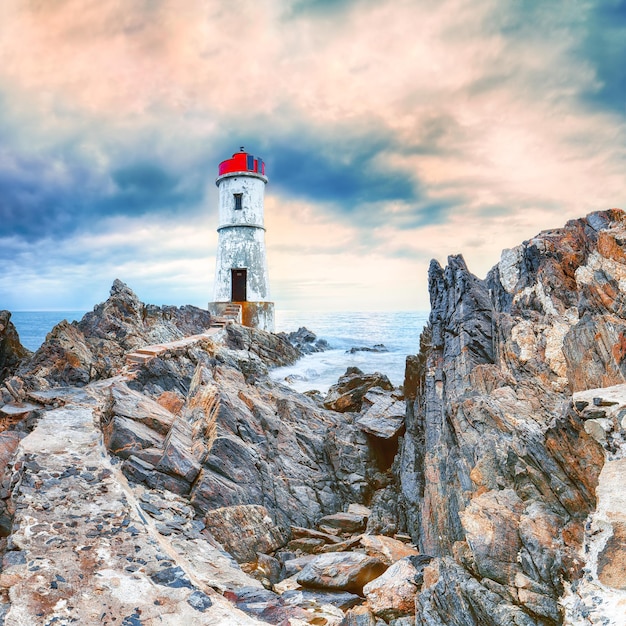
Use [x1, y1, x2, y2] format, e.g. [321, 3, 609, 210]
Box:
[0, 281, 402, 625]
[401, 209, 626, 625]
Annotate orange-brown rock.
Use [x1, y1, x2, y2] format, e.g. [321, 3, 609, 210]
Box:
[363, 556, 424, 620]
[359, 534, 419, 566]
[402, 210, 626, 626]
[204, 504, 290, 563]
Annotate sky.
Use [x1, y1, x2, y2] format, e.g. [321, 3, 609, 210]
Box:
[0, 0, 624, 313]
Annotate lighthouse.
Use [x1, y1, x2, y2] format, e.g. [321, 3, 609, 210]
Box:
[208, 148, 275, 332]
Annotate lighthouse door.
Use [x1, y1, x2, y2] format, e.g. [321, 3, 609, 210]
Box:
[231, 269, 247, 301]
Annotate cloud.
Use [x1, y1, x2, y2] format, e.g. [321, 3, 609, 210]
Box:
[0, 0, 624, 311]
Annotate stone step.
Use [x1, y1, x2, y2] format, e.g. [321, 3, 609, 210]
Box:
[126, 353, 154, 365]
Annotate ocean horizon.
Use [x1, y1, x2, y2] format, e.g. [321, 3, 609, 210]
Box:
[9, 309, 429, 392]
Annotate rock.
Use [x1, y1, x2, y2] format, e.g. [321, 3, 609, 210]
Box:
[366, 485, 400, 537]
[319, 535, 363, 553]
[0, 430, 24, 536]
[296, 552, 387, 594]
[186, 360, 378, 529]
[356, 396, 405, 440]
[224, 586, 311, 623]
[459, 489, 525, 586]
[340, 605, 380, 625]
[0, 391, 264, 625]
[400, 210, 626, 625]
[156, 389, 185, 414]
[281, 588, 361, 611]
[122, 455, 193, 496]
[359, 535, 419, 566]
[256, 553, 283, 585]
[278, 326, 330, 355]
[416, 557, 538, 626]
[363, 557, 423, 620]
[324, 367, 394, 413]
[103, 415, 165, 459]
[346, 344, 389, 354]
[283, 554, 320, 578]
[224, 324, 301, 367]
[203, 505, 289, 563]
[156, 418, 202, 483]
[291, 525, 344, 545]
[107, 382, 175, 435]
[318, 511, 368, 534]
[287, 537, 326, 553]
[18, 280, 213, 388]
[348, 503, 372, 517]
[0, 311, 30, 384]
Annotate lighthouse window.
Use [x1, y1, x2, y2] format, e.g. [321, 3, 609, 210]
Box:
[233, 193, 243, 210]
[247, 155, 254, 171]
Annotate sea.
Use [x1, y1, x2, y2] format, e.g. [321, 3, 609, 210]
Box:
[9, 310, 429, 393]
[272, 310, 428, 392]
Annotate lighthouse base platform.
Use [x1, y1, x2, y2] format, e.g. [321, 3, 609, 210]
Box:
[208, 301, 275, 333]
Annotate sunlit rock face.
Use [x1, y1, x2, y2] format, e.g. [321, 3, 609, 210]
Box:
[401, 209, 626, 625]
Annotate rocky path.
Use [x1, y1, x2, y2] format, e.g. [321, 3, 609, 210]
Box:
[0, 383, 268, 626]
[125, 329, 223, 366]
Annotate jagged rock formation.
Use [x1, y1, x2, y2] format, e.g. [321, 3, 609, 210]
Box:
[401, 209, 626, 625]
[16, 279, 213, 389]
[0, 282, 403, 624]
[0, 312, 30, 386]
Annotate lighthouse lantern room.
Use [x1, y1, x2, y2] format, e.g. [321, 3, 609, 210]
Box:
[208, 148, 274, 332]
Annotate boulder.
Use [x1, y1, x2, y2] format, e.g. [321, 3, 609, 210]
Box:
[278, 326, 330, 355]
[359, 535, 419, 566]
[224, 586, 311, 624]
[318, 511, 368, 534]
[283, 554, 320, 578]
[281, 588, 361, 611]
[324, 367, 393, 413]
[291, 525, 343, 545]
[346, 344, 388, 354]
[296, 552, 387, 594]
[340, 605, 380, 625]
[204, 505, 289, 563]
[356, 411, 404, 441]
[363, 557, 424, 620]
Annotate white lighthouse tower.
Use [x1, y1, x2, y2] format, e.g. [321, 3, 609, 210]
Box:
[208, 148, 274, 332]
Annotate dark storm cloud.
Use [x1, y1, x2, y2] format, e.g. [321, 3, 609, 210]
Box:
[249, 129, 418, 206]
[0, 144, 209, 244]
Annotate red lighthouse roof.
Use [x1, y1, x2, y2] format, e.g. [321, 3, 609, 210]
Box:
[218, 149, 266, 177]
